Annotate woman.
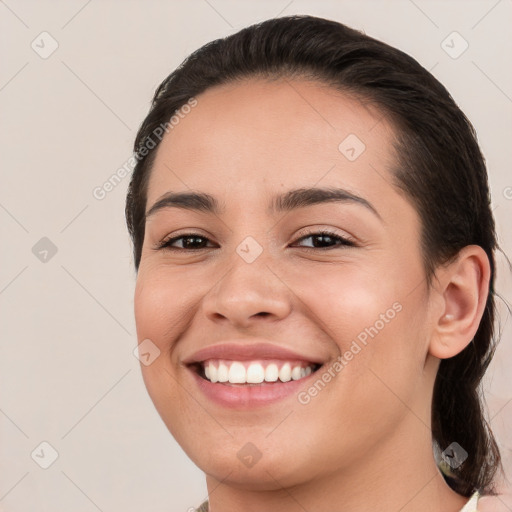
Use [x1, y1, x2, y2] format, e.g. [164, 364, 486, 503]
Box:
[126, 15, 503, 511]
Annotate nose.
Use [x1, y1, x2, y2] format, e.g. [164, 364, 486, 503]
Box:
[201, 254, 293, 329]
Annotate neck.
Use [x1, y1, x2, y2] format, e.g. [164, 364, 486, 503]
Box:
[204, 414, 469, 512]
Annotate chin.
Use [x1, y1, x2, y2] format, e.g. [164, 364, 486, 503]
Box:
[192, 445, 317, 491]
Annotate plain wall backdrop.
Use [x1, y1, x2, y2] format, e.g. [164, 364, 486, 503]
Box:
[1, 0, 511, 510]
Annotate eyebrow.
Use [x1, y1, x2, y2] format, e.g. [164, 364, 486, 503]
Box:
[145, 187, 381, 220]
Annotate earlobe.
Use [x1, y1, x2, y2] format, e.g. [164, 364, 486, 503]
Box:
[428, 245, 491, 360]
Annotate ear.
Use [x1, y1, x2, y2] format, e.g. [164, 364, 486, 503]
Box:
[428, 245, 491, 359]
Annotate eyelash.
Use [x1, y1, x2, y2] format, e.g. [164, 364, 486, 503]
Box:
[155, 230, 356, 252]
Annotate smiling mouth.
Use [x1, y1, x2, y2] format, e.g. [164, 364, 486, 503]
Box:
[189, 359, 322, 386]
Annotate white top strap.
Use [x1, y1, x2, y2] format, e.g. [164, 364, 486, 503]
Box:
[459, 491, 480, 512]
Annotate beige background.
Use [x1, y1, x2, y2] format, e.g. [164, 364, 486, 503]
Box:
[0, 0, 511, 510]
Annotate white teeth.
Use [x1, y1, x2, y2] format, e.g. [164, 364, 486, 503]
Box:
[209, 364, 218, 383]
[265, 363, 279, 382]
[203, 360, 317, 384]
[246, 363, 265, 384]
[228, 362, 246, 384]
[291, 366, 302, 381]
[217, 362, 229, 383]
[278, 363, 292, 382]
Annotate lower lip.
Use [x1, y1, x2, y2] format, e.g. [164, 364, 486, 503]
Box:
[188, 367, 319, 409]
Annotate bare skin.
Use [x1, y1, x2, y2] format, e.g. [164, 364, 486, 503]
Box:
[134, 78, 490, 512]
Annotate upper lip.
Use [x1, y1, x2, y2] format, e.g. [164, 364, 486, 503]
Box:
[182, 341, 327, 366]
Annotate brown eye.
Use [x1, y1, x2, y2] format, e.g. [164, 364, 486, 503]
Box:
[157, 234, 215, 251]
[293, 230, 355, 249]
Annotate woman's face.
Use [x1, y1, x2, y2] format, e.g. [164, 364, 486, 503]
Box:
[134, 79, 439, 488]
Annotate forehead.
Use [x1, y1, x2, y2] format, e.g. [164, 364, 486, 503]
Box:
[146, 78, 398, 209]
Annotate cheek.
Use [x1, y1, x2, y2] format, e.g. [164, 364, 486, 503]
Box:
[285, 261, 405, 347]
[291, 262, 429, 404]
[133, 269, 200, 443]
[134, 267, 196, 352]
